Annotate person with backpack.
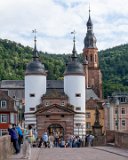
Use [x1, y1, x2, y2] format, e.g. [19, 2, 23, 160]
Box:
[8, 123, 20, 154]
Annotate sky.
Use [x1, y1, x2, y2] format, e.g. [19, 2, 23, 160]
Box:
[0, 0, 128, 54]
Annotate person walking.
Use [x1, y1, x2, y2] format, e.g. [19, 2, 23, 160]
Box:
[8, 124, 20, 154]
[42, 132, 48, 148]
[21, 124, 33, 159]
[49, 133, 54, 148]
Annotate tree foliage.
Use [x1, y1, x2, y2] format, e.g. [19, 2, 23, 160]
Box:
[0, 38, 128, 97]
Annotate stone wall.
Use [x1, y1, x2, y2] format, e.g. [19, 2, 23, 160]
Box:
[0, 135, 12, 160]
[106, 130, 128, 148]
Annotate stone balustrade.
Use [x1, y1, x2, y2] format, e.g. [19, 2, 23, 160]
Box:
[0, 135, 12, 160]
[106, 130, 128, 148]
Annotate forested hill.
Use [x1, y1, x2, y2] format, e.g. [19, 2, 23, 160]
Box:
[99, 44, 128, 97]
[0, 38, 128, 97]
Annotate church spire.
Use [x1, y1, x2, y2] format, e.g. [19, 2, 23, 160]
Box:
[87, 5, 93, 31]
[71, 30, 77, 61]
[32, 29, 39, 61]
[84, 7, 97, 49]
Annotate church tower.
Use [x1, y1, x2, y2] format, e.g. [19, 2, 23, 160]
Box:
[25, 30, 47, 127]
[64, 32, 86, 135]
[83, 9, 102, 98]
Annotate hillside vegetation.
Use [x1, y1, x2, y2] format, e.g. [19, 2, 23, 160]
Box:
[0, 38, 128, 97]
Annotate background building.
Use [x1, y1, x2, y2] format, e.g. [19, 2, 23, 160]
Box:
[0, 90, 18, 136]
[105, 92, 128, 132]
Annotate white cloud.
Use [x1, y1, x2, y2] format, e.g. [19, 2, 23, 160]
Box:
[0, 0, 128, 53]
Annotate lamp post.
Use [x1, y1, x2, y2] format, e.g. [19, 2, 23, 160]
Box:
[15, 99, 23, 125]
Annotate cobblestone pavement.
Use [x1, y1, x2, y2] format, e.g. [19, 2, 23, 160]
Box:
[8, 146, 128, 160]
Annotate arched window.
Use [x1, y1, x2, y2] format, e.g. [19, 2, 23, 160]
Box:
[90, 54, 93, 62]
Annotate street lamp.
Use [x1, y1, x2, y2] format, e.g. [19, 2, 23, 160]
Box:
[15, 99, 23, 125]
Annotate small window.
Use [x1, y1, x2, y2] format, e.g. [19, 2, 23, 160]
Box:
[29, 108, 35, 111]
[122, 120, 125, 126]
[30, 94, 35, 97]
[115, 108, 118, 114]
[61, 115, 64, 117]
[1, 100, 7, 108]
[75, 93, 81, 97]
[76, 107, 81, 111]
[46, 115, 50, 118]
[45, 102, 49, 106]
[0, 114, 8, 123]
[61, 102, 65, 106]
[1, 129, 8, 136]
[119, 97, 126, 103]
[86, 112, 91, 118]
[86, 122, 91, 129]
[121, 108, 125, 114]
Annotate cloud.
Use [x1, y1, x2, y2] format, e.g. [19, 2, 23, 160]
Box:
[0, 0, 128, 53]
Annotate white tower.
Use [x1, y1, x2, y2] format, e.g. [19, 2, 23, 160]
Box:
[64, 32, 86, 136]
[25, 30, 47, 127]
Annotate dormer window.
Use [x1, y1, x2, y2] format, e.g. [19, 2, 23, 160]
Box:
[1, 100, 7, 108]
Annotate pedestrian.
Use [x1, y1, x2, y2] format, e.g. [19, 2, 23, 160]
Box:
[42, 132, 48, 148]
[8, 123, 20, 154]
[33, 128, 38, 141]
[87, 134, 94, 147]
[21, 124, 33, 159]
[16, 123, 23, 149]
[49, 133, 54, 148]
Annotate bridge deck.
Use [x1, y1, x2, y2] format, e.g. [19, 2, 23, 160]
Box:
[7, 146, 128, 160]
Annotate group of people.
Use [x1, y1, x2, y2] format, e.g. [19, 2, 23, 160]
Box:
[38, 132, 95, 148]
[8, 123, 36, 159]
[8, 124, 95, 158]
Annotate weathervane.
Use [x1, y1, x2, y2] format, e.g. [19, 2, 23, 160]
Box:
[32, 29, 37, 49]
[89, 3, 91, 13]
[71, 30, 76, 43]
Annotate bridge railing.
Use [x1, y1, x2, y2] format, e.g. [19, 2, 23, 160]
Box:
[0, 135, 12, 160]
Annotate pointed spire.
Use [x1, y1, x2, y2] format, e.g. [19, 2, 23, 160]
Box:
[32, 29, 39, 60]
[87, 4, 93, 28]
[71, 30, 77, 61]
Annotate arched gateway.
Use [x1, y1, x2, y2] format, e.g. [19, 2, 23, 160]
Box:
[35, 104, 75, 138]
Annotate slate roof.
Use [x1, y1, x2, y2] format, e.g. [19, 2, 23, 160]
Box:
[0, 80, 24, 88]
[0, 80, 99, 100]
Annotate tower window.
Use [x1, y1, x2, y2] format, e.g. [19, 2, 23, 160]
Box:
[45, 102, 49, 106]
[76, 107, 81, 111]
[90, 55, 93, 61]
[61, 101, 65, 106]
[75, 93, 81, 97]
[30, 107, 35, 111]
[30, 93, 35, 97]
